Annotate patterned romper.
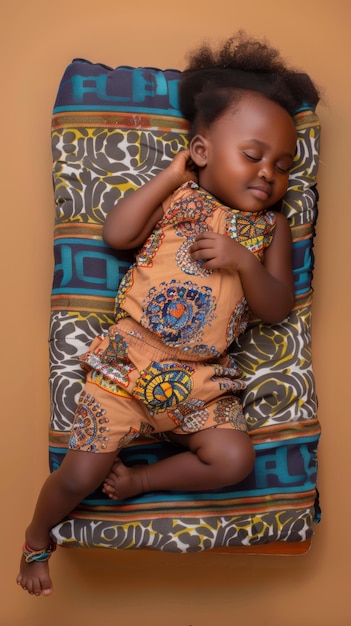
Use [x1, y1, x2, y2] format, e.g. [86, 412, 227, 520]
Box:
[69, 182, 276, 453]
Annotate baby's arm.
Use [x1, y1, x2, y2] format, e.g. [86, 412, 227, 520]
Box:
[103, 149, 196, 250]
[189, 212, 294, 323]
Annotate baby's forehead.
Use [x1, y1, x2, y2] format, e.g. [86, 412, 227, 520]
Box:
[212, 94, 297, 150]
[226, 92, 296, 129]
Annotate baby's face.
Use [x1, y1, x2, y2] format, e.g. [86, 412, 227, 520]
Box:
[193, 92, 297, 213]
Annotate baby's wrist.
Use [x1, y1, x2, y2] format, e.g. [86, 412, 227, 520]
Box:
[163, 165, 186, 192]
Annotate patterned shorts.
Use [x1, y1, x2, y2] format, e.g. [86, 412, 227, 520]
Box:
[69, 318, 247, 453]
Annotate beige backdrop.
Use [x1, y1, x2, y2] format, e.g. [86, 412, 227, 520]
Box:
[2, 1, 350, 625]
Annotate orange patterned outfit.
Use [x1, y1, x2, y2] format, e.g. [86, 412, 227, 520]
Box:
[69, 182, 276, 452]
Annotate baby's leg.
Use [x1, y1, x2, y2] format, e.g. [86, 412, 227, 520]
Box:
[17, 449, 116, 596]
[103, 428, 255, 499]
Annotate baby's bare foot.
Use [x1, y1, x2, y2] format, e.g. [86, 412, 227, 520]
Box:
[103, 458, 149, 500]
[16, 556, 53, 596]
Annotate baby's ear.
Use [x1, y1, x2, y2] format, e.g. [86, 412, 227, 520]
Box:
[189, 134, 209, 167]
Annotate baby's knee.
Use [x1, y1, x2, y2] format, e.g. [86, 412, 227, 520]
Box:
[224, 435, 256, 480]
[203, 430, 255, 484]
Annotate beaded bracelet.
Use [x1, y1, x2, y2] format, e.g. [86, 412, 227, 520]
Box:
[23, 541, 57, 563]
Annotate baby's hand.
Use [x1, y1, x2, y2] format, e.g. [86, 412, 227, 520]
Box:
[168, 149, 198, 188]
[189, 232, 245, 271]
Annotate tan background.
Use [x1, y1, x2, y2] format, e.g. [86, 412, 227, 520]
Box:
[1, 0, 350, 624]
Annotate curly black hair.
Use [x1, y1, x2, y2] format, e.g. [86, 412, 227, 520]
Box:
[179, 31, 320, 134]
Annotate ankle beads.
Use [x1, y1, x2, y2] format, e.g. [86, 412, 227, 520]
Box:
[23, 542, 56, 563]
